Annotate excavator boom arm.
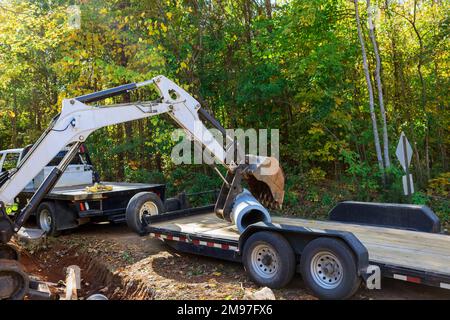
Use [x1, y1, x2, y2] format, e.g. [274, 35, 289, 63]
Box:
[0, 76, 229, 206]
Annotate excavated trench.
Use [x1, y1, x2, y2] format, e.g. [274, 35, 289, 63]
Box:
[19, 242, 154, 300]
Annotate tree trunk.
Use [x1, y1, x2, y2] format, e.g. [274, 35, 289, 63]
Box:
[434, 61, 448, 171]
[243, 0, 253, 60]
[265, 0, 273, 32]
[411, 132, 424, 187]
[354, 0, 385, 175]
[367, 0, 390, 168]
[138, 119, 145, 170]
[409, 0, 430, 181]
[264, 0, 272, 19]
[11, 92, 17, 147]
[115, 124, 125, 180]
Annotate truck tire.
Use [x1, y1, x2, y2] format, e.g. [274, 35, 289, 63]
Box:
[126, 192, 164, 234]
[300, 237, 361, 300]
[37, 202, 60, 237]
[243, 231, 296, 289]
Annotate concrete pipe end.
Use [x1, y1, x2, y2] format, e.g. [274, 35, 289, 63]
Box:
[231, 189, 272, 233]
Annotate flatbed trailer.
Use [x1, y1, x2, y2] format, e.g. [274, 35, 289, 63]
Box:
[141, 207, 450, 299]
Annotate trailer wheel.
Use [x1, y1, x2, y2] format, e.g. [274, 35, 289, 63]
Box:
[300, 237, 361, 300]
[243, 232, 295, 289]
[37, 202, 60, 237]
[126, 192, 164, 234]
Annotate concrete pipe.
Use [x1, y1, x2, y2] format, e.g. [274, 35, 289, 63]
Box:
[231, 189, 272, 233]
[87, 293, 108, 300]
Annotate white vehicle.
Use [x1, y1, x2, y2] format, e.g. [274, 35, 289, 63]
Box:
[0, 145, 166, 237]
[0, 149, 22, 174]
[0, 146, 94, 189]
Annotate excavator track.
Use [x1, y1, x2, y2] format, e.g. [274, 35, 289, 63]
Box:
[0, 258, 29, 300]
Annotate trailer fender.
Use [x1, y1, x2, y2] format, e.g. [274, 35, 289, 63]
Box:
[239, 222, 369, 276]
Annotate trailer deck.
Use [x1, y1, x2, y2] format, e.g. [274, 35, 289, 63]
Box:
[147, 211, 450, 291]
[21, 181, 165, 201]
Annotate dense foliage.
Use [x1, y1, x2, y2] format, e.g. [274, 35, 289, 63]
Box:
[0, 0, 448, 222]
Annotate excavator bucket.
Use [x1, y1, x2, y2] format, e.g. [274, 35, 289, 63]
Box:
[244, 155, 285, 209]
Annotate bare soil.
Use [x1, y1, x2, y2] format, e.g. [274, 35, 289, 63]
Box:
[15, 222, 450, 300]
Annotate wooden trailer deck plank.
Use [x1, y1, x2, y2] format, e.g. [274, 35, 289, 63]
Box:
[154, 214, 231, 234]
[151, 213, 450, 275]
[274, 217, 450, 255]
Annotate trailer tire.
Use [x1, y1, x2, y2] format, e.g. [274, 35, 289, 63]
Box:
[300, 237, 361, 300]
[243, 231, 295, 289]
[126, 192, 164, 234]
[37, 202, 60, 237]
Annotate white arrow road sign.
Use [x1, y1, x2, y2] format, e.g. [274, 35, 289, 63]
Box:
[396, 132, 413, 171]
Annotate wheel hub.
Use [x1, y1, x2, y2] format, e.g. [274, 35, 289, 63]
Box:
[139, 201, 158, 222]
[310, 251, 343, 289]
[39, 209, 52, 232]
[251, 244, 279, 279]
[261, 254, 273, 266]
[323, 262, 335, 275]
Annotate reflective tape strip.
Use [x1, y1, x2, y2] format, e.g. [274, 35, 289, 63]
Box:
[149, 233, 238, 252]
[393, 274, 421, 284]
[393, 274, 407, 281]
[441, 283, 450, 290]
[406, 276, 421, 284]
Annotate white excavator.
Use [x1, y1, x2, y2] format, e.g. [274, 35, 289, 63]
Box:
[0, 75, 284, 299]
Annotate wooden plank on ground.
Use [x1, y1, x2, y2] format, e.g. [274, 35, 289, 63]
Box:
[65, 265, 81, 300]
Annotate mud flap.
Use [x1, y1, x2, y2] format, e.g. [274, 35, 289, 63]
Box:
[54, 202, 78, 231]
